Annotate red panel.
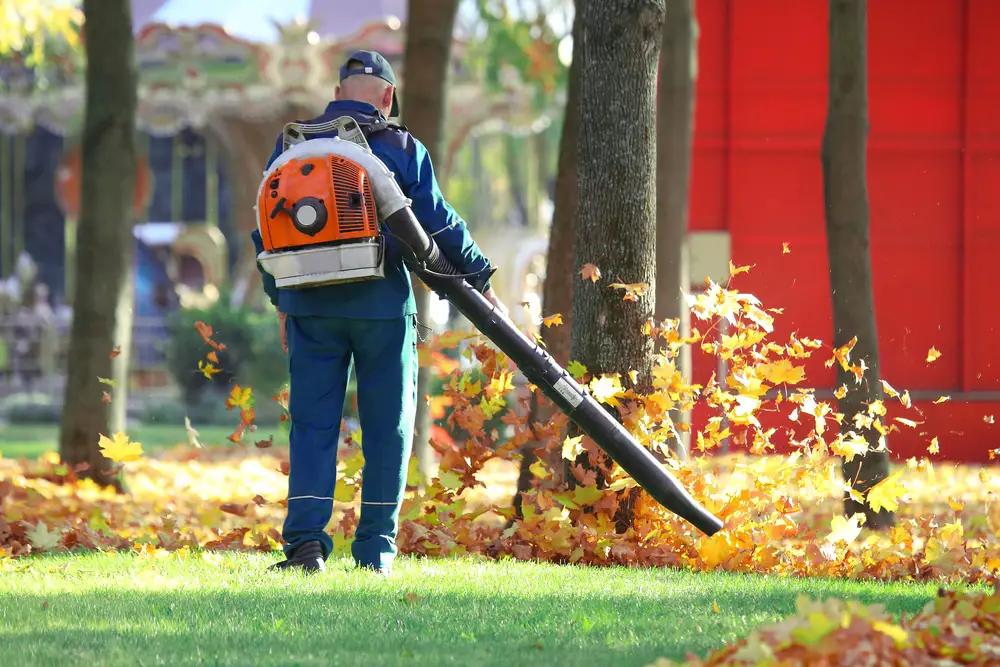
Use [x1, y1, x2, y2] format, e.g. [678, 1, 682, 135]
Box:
[681, 0, 1000, 463]
[727, 0, 833, 388]
[690, 0, 728, 232]
[965, 0, 1000, 390]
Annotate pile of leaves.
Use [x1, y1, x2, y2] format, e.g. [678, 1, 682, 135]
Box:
[652, 585, 1000, 666]
[2, 264, 999, 588]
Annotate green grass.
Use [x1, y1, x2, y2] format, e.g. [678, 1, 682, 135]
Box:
[0, 423, 288, 460]
[0, 552, 949, 667]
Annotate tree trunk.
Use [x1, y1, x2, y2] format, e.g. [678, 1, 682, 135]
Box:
[572, 0, 665, 529]
[401, 0, 461, 479]
[821, 0, 893, 529]
[514, 10, 582, 518]
[58, 0, 138, 490]
[505, 134, 530, 226]
[654, 0, 698, 459]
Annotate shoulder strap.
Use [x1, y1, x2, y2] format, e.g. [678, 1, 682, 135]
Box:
[282, 115, 383, 152]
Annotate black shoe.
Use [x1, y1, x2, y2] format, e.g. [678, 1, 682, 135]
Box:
[268, 540, 326, 573]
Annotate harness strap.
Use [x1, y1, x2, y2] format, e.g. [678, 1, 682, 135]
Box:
[282, 116, 403, 152]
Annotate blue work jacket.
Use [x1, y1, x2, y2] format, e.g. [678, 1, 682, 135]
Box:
[250, 100, 493, 319]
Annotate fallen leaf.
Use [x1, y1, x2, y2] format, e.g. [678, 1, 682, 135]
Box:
[98, 432, 143, 463]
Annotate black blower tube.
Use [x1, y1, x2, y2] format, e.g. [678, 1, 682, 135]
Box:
[383, 207, 724, 537]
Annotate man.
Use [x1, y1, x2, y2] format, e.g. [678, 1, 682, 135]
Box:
[252, 50, 508, 574]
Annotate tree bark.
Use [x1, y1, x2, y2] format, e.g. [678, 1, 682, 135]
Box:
[58, 0, 138, 490]
[655, 0, 698, 459]
[514, 10, 582, 517]
[401, 0, 461, 479]
[821, 0, 893, 528]
[572, 0, 665, 528]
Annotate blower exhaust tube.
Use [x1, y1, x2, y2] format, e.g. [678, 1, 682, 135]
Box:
[383, 207, 724, 537]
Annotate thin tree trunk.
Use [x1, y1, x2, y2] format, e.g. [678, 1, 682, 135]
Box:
[572, 0, 665, 530]
[505, 134, 530, 226]
[821, 0, 893, 529]
[514, 10, 582, 518]
[654, 0, 698, 460]
[401, 0, 461, 479]
[59, 0, 138, 490]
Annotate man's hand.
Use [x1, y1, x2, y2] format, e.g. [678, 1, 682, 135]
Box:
[278, 311, 288, 354]
[483, 287, 509, 318]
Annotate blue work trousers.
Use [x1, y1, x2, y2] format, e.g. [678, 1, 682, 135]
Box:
[282, 314, 417, 570]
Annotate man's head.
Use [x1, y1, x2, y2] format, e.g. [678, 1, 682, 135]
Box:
[335, 50, 400, 119]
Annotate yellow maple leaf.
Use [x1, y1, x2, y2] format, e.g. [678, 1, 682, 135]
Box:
[98, 432, 143, 462]
[926, 347, 941, 363]
[608, 282, 649, 302]
[489, 370, 515, 397]
[529, 458, 551, 479]
[782, 242, 790, 254]
[828, 336, 857, 370]
[830, 431, 868, 463]
[927, 437, 940, 455]
[561, 434, 584, 461]
[589, 375, 625, 407]
[225, 385, 253, 411]
[542, 313, 563, 327]
[933, 395, 951, 404]
[461, 375, 482, 397]
[729, 260, 753, 276]
[198, 360, 221, 379]
[826, 512, 865, 545]
[696, 533, 731, 568]
[756, 359, 805, 386]
[728, 394, 762, 426]
[866, 470, 906, 513]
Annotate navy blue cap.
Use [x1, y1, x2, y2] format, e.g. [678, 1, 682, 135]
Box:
[340, 50, 400, 118]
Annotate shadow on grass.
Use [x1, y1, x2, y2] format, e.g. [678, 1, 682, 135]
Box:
[0, 561, 942, 667]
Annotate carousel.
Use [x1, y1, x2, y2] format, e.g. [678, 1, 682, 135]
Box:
[0, 2, 562, 376]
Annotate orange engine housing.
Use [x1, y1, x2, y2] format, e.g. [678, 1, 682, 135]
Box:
[257, 154, 379, 252]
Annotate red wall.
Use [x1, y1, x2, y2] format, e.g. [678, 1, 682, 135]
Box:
[687, 0, 1000, 463]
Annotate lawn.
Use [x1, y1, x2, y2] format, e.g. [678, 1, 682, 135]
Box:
[0, 551, 948, 667]
[0, 423, 288, 460]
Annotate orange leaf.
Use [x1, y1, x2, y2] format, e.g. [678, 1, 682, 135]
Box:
[578, 263, 601, 283]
